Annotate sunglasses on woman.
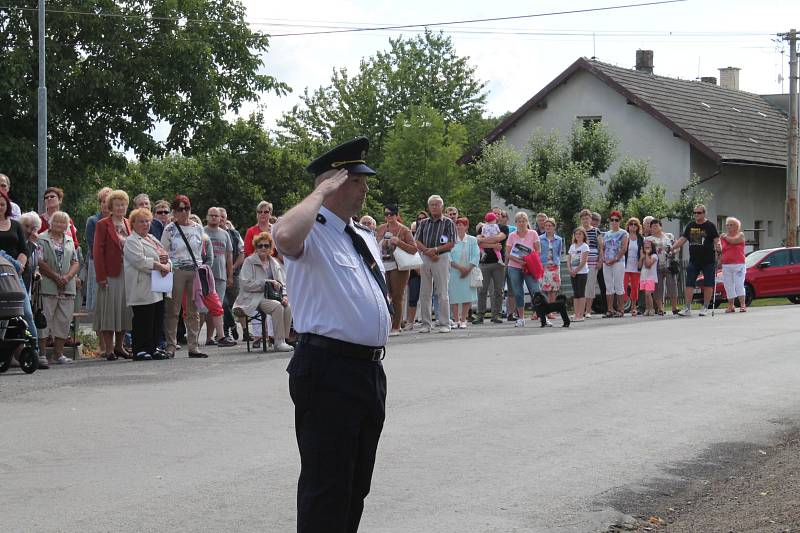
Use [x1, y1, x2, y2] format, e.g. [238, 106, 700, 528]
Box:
[174, 206, 190, 212]
[610, 217, 620, 222]
[256, 243, 272, 249]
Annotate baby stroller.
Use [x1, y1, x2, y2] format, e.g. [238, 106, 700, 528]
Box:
[0, 256, 38, 374]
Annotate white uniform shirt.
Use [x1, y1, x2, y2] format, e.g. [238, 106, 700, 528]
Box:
[279, 206, 390, 347]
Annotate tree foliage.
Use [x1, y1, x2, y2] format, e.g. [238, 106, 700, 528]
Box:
[569, 121, 618, 179]
[605, 157, 652, 211]
[0, 0, 288, 207]
[278, 29, 487, 167]
[382, 105, 467, 214]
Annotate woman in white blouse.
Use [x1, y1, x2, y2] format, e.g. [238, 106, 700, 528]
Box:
[233, 232, 293, 352]
[124, 208, 172, 360]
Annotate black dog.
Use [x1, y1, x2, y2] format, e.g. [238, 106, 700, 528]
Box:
[531, 293, 570, 328]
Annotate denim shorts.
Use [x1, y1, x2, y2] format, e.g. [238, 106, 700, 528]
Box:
[685, 262, 716, 288]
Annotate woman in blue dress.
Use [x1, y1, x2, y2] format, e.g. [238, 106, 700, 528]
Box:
[448, 217, 480, 329]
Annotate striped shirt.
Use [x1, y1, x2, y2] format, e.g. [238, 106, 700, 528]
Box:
[414, 216, 456, 252]
[585, 226, 600, 268]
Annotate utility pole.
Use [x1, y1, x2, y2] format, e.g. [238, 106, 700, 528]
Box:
[781, 29, 799, 247]
[37, 0, 47, 213]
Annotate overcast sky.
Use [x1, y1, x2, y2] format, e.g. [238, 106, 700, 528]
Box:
[236, 0, 793, 130]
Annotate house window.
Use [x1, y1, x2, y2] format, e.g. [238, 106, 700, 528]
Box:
[768, 220, 774, 238]
[717, 215, 727, 230]
[578, 116, 602, 128]
[754, 220, 763, 250]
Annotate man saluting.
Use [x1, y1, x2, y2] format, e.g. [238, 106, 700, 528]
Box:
[273, 137, 391, 533]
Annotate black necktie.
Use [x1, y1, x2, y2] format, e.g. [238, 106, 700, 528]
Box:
[344, 225, 394, 316]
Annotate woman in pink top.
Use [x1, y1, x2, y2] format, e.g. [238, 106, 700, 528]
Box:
[505, 212, 541, 327]
[718, 216, 747, 312]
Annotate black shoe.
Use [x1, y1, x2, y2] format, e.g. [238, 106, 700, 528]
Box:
[490, 318, 504, 324]
[472, 317, 484, 324]
[506, 314, 517, 322]
[205, 339, 217, 346]
[188, 351, 208, 358]
[216, 336, 237, 348]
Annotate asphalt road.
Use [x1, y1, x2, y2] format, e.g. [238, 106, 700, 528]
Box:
[2, 306, 799, 532]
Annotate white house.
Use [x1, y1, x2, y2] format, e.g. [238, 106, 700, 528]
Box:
[461, 51, 789, 248]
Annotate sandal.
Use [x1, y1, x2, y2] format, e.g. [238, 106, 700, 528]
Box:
[602, 312, 614, 318]
[614, 312, 624, 318]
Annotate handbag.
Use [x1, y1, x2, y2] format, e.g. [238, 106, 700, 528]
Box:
[393, 247, 423, 270]
[264, 282, 283, 302]
[469, 266, 484, 288]
[32, 278, 47, 329]
[176, 223, 211, 296]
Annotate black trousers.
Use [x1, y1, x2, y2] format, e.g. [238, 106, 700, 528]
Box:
[131, 300, 165, 355]
[288, 343, 387, 533]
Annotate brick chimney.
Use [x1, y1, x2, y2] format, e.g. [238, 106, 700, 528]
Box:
[635, 50, 654, 74]
[700, 76, 717, 85]
[718, 67, 740, 90]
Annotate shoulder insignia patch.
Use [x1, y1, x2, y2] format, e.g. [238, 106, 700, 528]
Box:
[316, 213, 326, 224]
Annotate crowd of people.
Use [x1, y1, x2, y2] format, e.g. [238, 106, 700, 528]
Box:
[0, 170, 748, 371]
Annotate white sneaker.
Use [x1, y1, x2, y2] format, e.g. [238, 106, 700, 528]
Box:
[437, 325, 451, 333]
[403, 323, 414, 332]
[56, 355, 73, 364]
[544, 318, 553, 327]
[419, 325, 431, 333]
[449, 319, 456, 328]
[389, 329, 401, 337]
[677, 306, 692, 316]
[585, 313, 593, 319]
[515, 318, 525, 327]
[273, 341, 294, 352]
[458, 321, 467, 329]
[698, 306, 708, 317]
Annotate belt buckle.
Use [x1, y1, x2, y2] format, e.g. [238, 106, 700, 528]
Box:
[371, 347, 385, 361]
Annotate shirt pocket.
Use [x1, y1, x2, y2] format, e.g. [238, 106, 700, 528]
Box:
[332, 251, 369, 299]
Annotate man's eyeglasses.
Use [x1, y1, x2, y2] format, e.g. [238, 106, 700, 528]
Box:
[256, 243, 272, 249]
[156, 210, 169, 215]
[174, 206, 190, 212]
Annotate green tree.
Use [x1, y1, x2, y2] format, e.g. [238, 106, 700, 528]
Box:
[625, 184, 672, 221]
[0, 0, 288, 208]
[382, 105, 467, 214]
[278, 29, 487, 167]
[670, 174, 713, 225]
[605, 157, 652, 212]
[472, 139, 529, 209]
[542, 161, 594, 237]
[569, 120, 618, 180]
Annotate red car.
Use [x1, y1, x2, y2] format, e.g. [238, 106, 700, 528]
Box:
[695, 247, 800, 307]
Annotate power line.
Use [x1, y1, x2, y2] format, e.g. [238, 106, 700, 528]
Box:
[265, 0, 689, 37]
[1, 0, 689, 34]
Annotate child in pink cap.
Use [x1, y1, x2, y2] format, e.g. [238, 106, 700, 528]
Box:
[481, 212, 503, 261]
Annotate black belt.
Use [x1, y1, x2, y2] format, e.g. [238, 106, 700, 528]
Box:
[298, 333, 385, 361]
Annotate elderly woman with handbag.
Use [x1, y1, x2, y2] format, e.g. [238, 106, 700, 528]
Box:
[37, 211, 80, 365]
[376, 205, 418, 336]
[233, 232, 293, 352]
[448, 217, 480, 329]
[124, 208, 173, 360]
